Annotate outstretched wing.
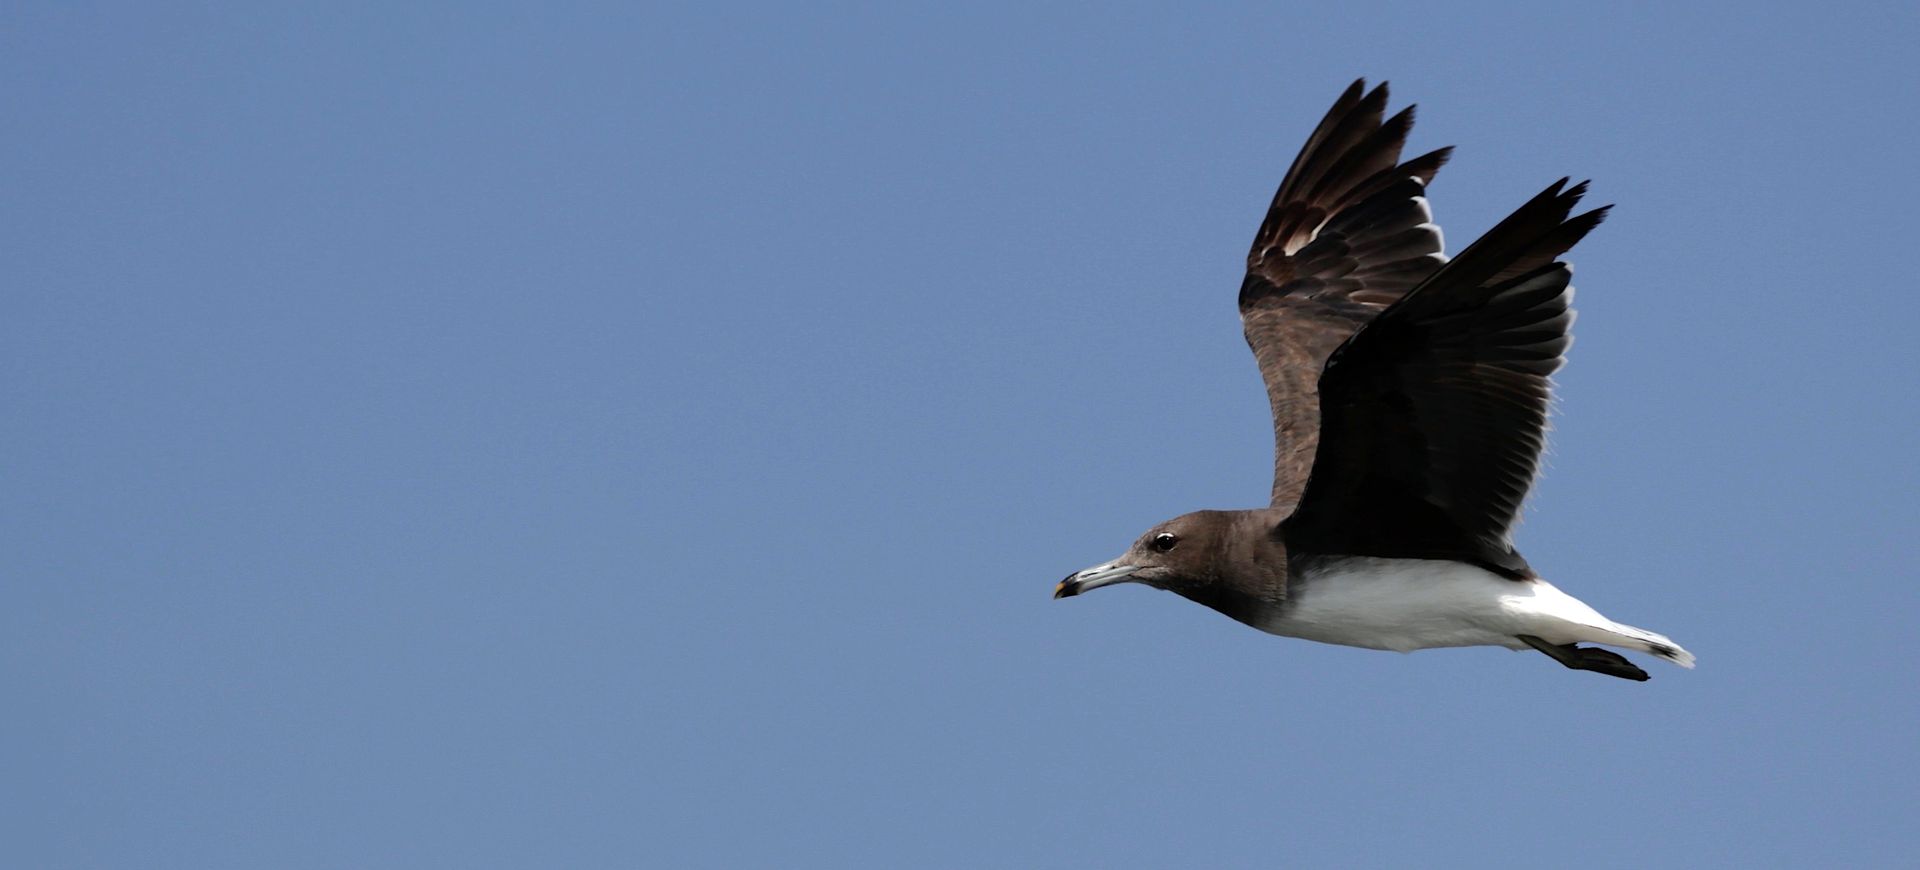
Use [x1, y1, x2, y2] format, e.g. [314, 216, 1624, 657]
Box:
[1242, 79, 1452, 509]
[1281, 180, 1609, 577]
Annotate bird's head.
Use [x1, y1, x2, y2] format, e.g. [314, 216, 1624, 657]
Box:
[1055, 509, 1289, 627]
[1055, 510, 1235, 599]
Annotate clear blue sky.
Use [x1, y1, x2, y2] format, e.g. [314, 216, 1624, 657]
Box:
[6, 2, 1917, 867]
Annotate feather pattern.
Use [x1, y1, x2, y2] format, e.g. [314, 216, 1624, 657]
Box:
[1281, 180, 1610, 577]
[1239, 79, 1453, 509]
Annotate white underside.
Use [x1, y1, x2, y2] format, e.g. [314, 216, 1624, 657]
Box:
[1258, 557, 1694, 667]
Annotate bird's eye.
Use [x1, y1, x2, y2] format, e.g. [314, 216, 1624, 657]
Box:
[1151, 532, 1179, 552]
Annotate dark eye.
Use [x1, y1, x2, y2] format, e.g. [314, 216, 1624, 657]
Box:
[1151, 532, 1178, 553]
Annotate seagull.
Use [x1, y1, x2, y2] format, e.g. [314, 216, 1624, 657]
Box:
[1054, 80, 1693, 681]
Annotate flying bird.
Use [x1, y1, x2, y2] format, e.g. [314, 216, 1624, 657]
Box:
[1054, 80, 1692, 681]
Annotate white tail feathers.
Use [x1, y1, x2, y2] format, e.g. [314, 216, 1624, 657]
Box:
[1610, 623, 1696, 669]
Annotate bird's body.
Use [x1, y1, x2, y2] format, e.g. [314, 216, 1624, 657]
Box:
[1055, 80, 1692, 681]
[1276, 558, 1690, 667]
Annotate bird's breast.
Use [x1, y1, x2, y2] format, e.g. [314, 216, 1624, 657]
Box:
[1255, 556, 1531, 652]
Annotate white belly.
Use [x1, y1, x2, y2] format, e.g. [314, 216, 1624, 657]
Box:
[1257, 557, 1632, 653]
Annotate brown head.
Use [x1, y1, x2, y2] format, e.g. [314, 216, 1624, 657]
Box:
[1055, 509, 1290, 627]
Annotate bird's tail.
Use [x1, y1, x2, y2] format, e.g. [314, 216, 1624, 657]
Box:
[1605, 622, 1696, 669]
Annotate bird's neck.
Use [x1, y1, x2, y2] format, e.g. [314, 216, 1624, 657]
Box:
[1178, 509, 1292, 626]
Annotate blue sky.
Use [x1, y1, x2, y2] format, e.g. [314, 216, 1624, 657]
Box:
[6, 2, 1918, 867]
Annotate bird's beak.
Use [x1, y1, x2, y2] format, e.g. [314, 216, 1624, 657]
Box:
[1054, 561, 1142, 599]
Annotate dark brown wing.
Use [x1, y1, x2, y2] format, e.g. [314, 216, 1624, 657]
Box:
[1281, 180, 1609, 577]
[1242, 79, 1453, 509]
